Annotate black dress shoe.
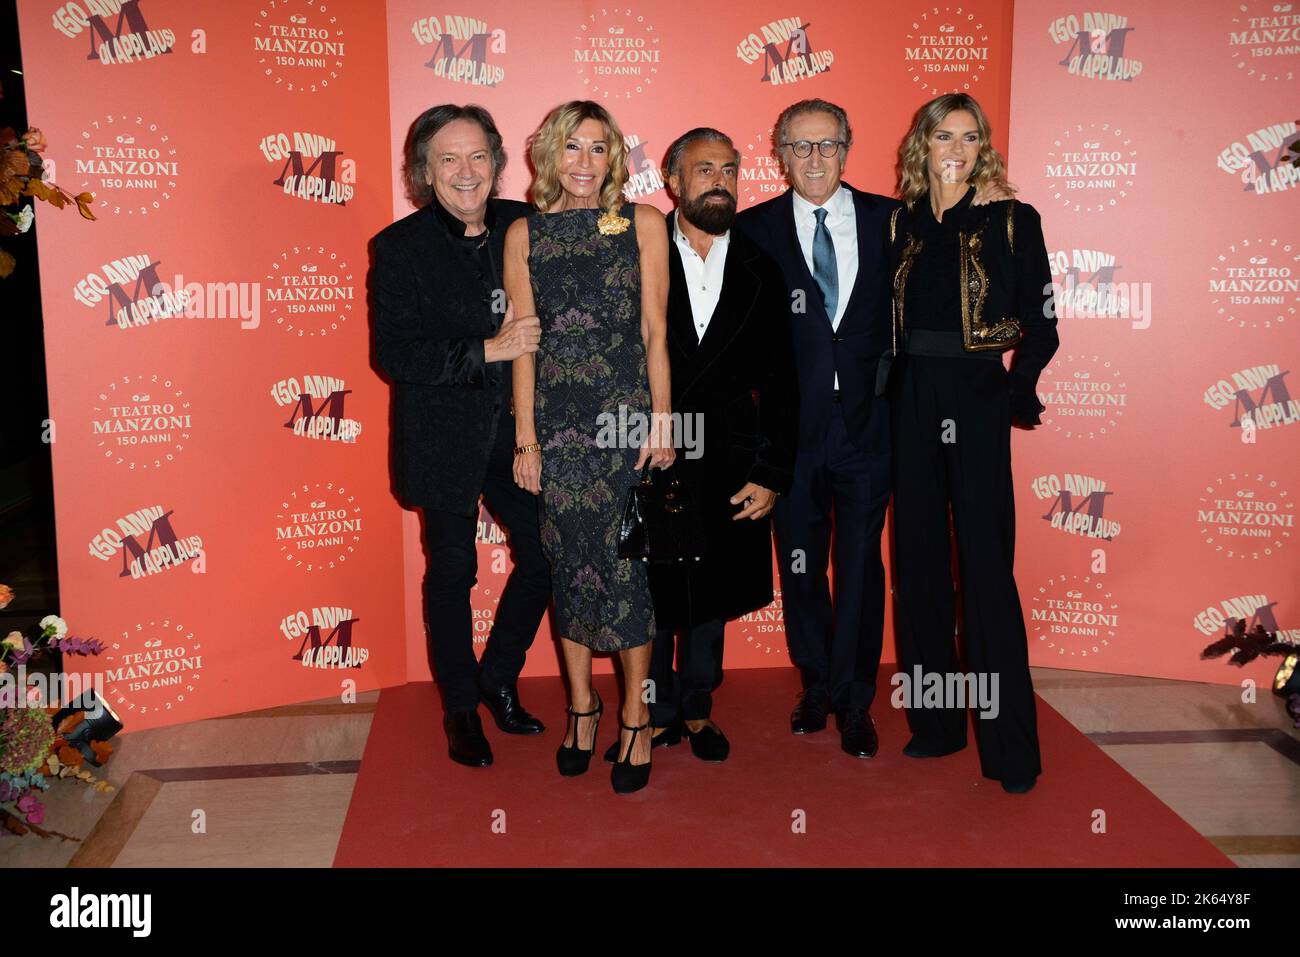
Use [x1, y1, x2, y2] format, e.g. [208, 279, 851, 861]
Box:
[478, 675, 545, 735]
[603, 717, 682, 763]
[1001, 775, 1038, 794]
[684, 722, 730, 762]
[837, 707, 878, 758]
[790, 689, 831, 734]
[902, 735, 966, 758]
[444, 710, 493, 767]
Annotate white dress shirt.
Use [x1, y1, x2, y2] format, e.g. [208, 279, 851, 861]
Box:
[792, 185, 857, 389]
[672, 211, 730, 342]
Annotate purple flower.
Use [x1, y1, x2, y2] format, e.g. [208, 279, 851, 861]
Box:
[9, 635, 35, 665]
[49, 635, 106, 656]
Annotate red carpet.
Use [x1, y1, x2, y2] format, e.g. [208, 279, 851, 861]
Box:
[334, 668, 1232, 867]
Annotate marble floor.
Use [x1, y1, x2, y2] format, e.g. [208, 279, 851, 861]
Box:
[2, 668, 1296, 868]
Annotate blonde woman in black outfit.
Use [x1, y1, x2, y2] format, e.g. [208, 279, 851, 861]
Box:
[883, 93, 1059, 794]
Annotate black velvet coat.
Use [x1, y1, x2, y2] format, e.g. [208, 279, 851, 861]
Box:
[647, 221, 799, 630]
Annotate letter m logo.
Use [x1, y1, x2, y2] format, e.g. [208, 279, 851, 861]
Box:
[760, 24, 825, 83]
[105, 259, 166, 326]
[1242, 600, 1281, 636]
[273, 151, 345, 204]
[1232, 371, 1292, 428]
[119, 510, 180, 577]
[86, 1, 166, 61]
[293, 618, 361, 666]
[424, 32, 491, 75]
[1041, 489, 1114, 539]
[283, 389, 351, 432]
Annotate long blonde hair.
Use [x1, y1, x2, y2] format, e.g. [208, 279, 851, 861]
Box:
[896, 93, 1007, 210]
[529, 100, 629, 215]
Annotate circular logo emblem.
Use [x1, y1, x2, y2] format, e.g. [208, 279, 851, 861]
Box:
[265, 245, 355, 338]
[574, 8, 660, 99]
[1029, 574, 1118, 659]
[1037, 353, 1127, 440]
[1197, 471, 1294, 560]
[1228, 2, 1298, 82]
[738, 590, 787, 657]
[275, 481, 362, 572]
[1210, 237, 1299, 330]
[902, 4, 991, 94]
[102, 618, 204, 717]
[91, 374, 193, 470]
[254, 0, 346, 93]
[1044, 123, 1137, 213]
[740, 125, 787, 210]
[75, 114, 177, 217]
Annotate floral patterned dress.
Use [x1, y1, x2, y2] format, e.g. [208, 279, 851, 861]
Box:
[528, 203, 655, 651]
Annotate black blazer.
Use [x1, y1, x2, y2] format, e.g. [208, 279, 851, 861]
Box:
[648, 219, 799, 628]
[369, 197, 530, 515]
[736, 182, 897, 453]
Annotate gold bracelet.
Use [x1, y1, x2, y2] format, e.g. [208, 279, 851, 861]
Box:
[514, 443, 541, 455]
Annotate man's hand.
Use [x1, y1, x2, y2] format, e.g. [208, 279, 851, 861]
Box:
[730, 482, 776, 520]
[484, 303, 540, 362]
[971, 180, 1018, 205]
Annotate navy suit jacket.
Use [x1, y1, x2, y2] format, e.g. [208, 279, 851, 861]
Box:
[736, 183, 897, 453]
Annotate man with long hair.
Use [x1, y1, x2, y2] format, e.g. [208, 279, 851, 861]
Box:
[371, 104, 551, 768]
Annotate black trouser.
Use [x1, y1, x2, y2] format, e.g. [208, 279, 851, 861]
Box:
[890, 348, 1041, 783]
[421, 418, 552, 714]
[773, 402, 891, 711]
[648, 619, 725, 727]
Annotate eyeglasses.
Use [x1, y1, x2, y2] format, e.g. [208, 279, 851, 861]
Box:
[780, 139, 846, 158]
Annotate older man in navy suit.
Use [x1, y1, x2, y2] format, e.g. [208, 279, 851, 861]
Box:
[736, 99, 895, 759]
[737, 98, 1008, 760]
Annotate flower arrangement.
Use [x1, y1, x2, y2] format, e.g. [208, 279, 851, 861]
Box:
[0, 587, 114, 840]
[1, 125, 96, 279]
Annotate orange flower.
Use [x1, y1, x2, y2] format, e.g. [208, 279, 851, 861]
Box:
[57, 745, 85, 768]
[57, 711, 85, 736]
[90, 741, 113, 762]
[0, 584, 13, 608]
[2, 148, 29, 178]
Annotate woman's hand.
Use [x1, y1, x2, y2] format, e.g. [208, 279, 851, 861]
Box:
[635, 411, 676, 470]
[513, 449, 541, 494]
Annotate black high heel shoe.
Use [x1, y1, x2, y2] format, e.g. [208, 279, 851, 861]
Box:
[556, 690, 602, 777]
[611, 717, 652, 794]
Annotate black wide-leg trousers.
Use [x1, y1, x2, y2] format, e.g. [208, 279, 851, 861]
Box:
[890, 351, 1042, 783]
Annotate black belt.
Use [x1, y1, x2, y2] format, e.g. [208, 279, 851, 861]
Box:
[902, 329, 1001, 360]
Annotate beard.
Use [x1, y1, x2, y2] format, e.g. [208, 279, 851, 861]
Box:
[680, 188, 737, 235]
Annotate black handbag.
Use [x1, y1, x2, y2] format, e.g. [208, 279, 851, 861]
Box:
[617, 462, 706, 563]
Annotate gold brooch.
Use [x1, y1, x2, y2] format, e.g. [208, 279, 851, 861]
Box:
[597, 211, 631, 235]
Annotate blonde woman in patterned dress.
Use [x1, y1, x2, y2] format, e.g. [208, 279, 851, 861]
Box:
[504, 101, 673, 794]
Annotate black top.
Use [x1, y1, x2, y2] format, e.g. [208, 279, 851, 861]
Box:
[905, 185, 974, 333]
[430, 196, 514, 436]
